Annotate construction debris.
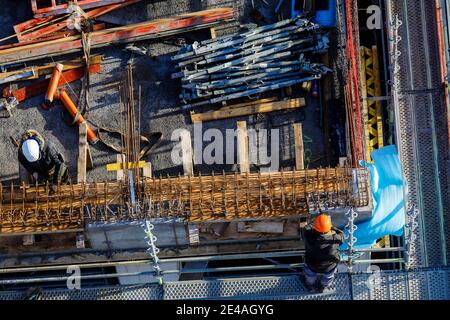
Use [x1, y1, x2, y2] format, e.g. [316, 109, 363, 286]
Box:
[172, 17, 331, 110]
[0, 97, 18, 118]
[0, 55, 103, 83]
[30, 0, 139, 18]
[0, 8, 234, 66]
[2, 64, 101, 103]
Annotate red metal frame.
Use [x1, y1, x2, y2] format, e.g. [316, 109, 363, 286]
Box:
[0, 8, 234, 65]
[31, 0, 131, 18]
[17, 0, 140, 43]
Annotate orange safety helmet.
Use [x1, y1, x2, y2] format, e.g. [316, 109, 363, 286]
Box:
[313, 214, 332, 233]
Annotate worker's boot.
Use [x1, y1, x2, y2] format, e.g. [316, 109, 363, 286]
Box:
[316, 283, 326, 293]
[299, 273, 315, 292]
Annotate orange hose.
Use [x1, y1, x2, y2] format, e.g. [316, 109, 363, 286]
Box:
[56, 89, 98, 144]
[45, 63, 63, 103]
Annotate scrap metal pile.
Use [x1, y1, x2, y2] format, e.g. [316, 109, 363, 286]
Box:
[172, 17, 331, 110]
[0, 168, 370, 234]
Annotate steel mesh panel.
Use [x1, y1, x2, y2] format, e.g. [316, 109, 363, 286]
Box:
[1, 269, 449, 300]
[0, 291, 25, 300]
[388, 0, 450, 268]
[395, 94, 424, 268]
[407, 270, 429, 300]
[164, 276, 303, 300]
[413, 94, 446, 266]
[426, 269, 449, 300]
[350, 274, 371, 300]
[163, 274, 350, 300]
[371, 273, 390, 300]
[43, 285, 162, 300]
[387, 273, 409, 300]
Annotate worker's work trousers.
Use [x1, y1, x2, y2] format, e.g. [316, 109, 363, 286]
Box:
[303, 264, 337, 288]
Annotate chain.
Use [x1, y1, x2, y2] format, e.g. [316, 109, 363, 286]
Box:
[142, 220, 163, 285]
[404, 203, 419, 269]
[390, 15, 403, 92]
[344, 207, 358, 272]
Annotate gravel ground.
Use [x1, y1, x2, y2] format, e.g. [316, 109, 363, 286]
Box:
[0, 0, 326, 184]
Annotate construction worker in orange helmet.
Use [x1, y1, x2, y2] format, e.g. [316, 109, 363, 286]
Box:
[300, 213, 344, 293]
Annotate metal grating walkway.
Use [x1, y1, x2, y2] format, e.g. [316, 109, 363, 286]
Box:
[387, 0, 450, 268]
[0, 268, 449, 300]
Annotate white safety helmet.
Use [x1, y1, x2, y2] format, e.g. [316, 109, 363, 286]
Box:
[22, 139, 41, 162]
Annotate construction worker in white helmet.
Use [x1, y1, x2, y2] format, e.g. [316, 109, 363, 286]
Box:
[18, 130, 69, 193]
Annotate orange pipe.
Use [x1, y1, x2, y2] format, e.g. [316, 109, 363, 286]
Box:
[45, 63, 63, 103]
[56, 89, 98, 144]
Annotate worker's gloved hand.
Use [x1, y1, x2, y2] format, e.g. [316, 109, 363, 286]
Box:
[49, 184, 57, 195]
[31, 172, 39, 184]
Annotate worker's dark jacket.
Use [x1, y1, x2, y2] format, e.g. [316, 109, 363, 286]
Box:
[18, 130, 68, 185]
[303, 225, 344, 273]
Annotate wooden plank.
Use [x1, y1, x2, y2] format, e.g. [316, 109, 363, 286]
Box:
[143, 162, 152, 178]
[180, 130, 194, 176]
[221, 97, 278, 110]
[0, 70, 36, 85]
[237, 121, 249, 173]
[86, 145, 94, 170]
[210, 27, 217, 39]
[293, 123, 304, 170]
[107, 161, 146, 171]
[116, 154, 125, 181]
[77, 122, 88, 183]
[190, 98, 303, 123]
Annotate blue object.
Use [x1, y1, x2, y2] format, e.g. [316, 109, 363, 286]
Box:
[341, 145, 407, 249]
[291, 0, 337, 28]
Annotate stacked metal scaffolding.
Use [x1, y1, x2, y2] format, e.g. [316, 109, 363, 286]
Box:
[172, 17, 331, 110]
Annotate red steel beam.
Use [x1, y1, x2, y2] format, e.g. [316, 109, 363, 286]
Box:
[3, 64, 101, 102]
[14, 16, 54, 35]
[0, 8, 234, 66]
[17, 0, 140, 43]
[32, 0, 132, 18]
[0, 24, 106, 50]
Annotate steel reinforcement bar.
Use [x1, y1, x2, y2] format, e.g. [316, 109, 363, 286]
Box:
[0, 168, 369, 234]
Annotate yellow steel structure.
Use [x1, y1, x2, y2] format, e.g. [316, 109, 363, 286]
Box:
[360, 46, 384, 162]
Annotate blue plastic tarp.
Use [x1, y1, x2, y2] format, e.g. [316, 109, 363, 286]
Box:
[341, 145, 407, 249]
